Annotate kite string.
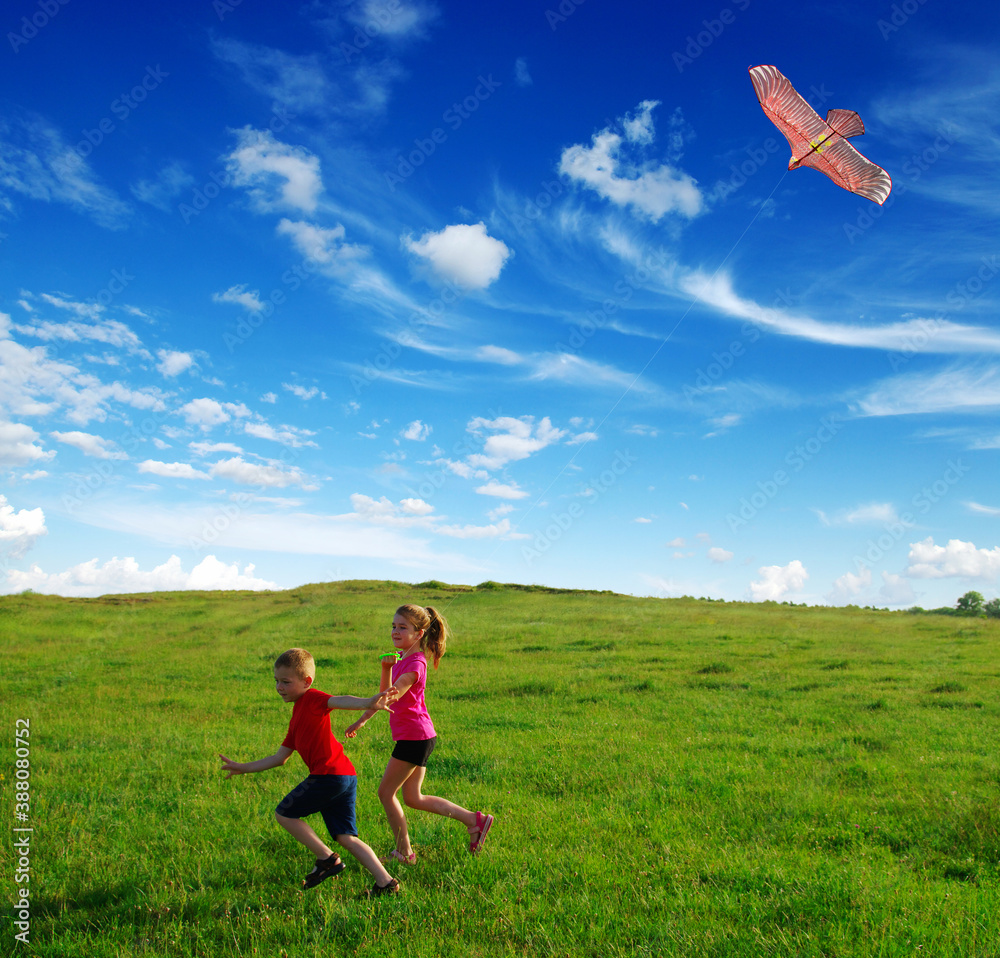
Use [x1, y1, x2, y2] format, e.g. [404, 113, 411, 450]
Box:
[432, 170, 790, 619]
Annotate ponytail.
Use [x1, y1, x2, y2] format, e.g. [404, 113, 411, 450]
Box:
[396, 603, 450, 669]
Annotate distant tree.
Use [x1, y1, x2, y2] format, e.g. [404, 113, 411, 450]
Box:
[985, 598, 1000, 619]
[956, 591, 985, 616]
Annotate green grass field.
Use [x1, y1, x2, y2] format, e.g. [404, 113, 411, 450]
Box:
[2, 581, 998, 957]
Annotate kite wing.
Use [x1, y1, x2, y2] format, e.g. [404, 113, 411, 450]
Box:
[748, 64, 892, 205]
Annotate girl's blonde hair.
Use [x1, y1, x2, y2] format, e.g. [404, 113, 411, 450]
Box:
[396, 604, 450, 669]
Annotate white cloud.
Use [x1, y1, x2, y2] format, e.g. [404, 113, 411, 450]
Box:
[966, 501, 1000, 516]
[0, 422, 55, 467]
[137, 460, 211, 480]
[4, 554, 276, 597]
[475, 345, 522, 365]
[684, 271, 1000, 355]
[51, 430, 127, 459]
[488, 502, 514, 520]
[749, 559, 808, 601]
[226, 127, 322, 214]
[906, 537, 1000, 580]
[514, 57, 532, 87]
[559, 101, 703, 221]
[261, 392, 278, 404]
[436, 518, 514, 539]
[131, 162, 195, 211]
[0, 495, 47, 559]
[276, 218, 368, 276]
[853, 366, 1000, 417]
[666, 537, 685, 547]
[475, 480, 530, 499]
[210, 456, 311, 489]
[467, 415, 565, 469]
[282, 382, 323, 400]
[14, 313, 147, 354]
[634, 517, 652, 524]
[190, 441, 244, 457]
[829, 566, 872, 601]
[179, 398, 251, 429]
[817, 503, 902, 526]
[708, 547, 734, 563]
[404, 222, 511, 289]
[157, 349, 194, 377]
[400, 498, 434, 516]
[212, 285, 265, 313]
[879, 571, 916, 606]
[242, 420, 318, 448]
[402, 420, 431, 441]
[0, 114, 132, 229]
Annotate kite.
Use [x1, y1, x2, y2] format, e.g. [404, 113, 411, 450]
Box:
[748, 64, 892, 205]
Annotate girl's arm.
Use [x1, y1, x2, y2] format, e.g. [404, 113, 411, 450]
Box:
[219, 746, 293, 778]
[345, 661, 395, 738]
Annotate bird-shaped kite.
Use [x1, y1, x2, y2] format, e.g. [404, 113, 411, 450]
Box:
[748, 64, 892, 205]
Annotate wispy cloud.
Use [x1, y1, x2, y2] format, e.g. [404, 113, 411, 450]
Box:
[0, 114, 132, 229]
[851, 364, 1000, 417]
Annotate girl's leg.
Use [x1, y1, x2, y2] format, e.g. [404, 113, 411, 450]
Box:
[275, 813, 335, 860]
[377, 758, 421, 857]
[399, 765, 478, 830]
[335, 834, 395, 886]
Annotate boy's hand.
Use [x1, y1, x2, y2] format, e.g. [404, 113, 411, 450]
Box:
[371, 689, 396, 712]
[219, 754, 246, 778]
[345, 719, 365, 739]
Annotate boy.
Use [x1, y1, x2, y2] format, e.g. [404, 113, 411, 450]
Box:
[219, 647, 401, 896]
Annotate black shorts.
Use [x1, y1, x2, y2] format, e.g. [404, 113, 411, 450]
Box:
[391, 737, 437, 767]
[275, 775, 358, 838]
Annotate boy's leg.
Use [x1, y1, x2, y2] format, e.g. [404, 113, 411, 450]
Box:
[377, 758, 420, 857]
[275, 813, 336, 860]
[335, 834, 395, 887]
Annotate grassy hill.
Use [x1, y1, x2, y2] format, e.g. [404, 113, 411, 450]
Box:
[2, 581, 998, 957]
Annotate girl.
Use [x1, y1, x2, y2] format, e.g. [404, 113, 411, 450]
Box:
[345, 604, 493, 864]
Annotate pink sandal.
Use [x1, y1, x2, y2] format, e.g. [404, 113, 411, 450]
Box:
[469, 811, 493, 854]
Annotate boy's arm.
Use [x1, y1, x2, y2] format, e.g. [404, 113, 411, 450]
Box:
[327, 688, 396, 712]
[219, 746, 292, 778]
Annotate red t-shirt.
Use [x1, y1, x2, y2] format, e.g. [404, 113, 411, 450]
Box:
[281, 687, 356, 776]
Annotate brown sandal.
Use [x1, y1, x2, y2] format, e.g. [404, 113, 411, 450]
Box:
[302, 853, 345, 888]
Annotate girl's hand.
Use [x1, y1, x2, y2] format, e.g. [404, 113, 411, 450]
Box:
[345, 719, 365, 739]
[219, 754, 245, 778]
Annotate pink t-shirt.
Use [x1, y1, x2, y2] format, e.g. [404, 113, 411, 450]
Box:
[390, 650, 436, 741]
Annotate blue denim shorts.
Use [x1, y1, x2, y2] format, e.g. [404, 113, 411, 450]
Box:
[276, 774, 358, 838]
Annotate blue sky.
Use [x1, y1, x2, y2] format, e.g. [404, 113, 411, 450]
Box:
[1, 0, 998, 605]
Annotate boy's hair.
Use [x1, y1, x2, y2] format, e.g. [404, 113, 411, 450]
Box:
[396, 604, 450, 670]
[274, 648, 315, 681]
